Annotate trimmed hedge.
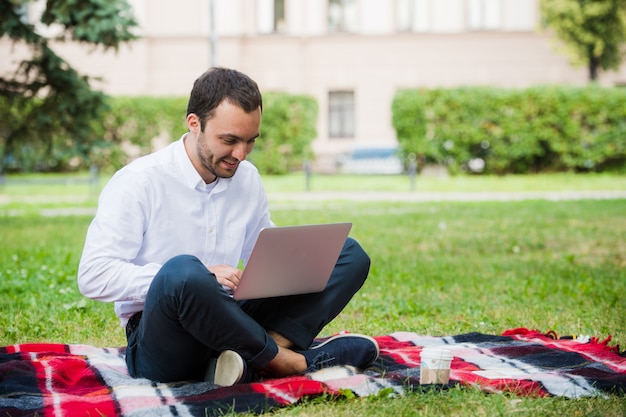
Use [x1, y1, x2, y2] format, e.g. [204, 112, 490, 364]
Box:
[99, 93, 317, 175]
[94, 96, 188, 170]
[249, 92, 317, 175]
[392, 86, 626, 174]
[0, 92, 317, 175]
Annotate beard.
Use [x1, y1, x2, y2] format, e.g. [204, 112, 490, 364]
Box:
[195, 134, 239, 180]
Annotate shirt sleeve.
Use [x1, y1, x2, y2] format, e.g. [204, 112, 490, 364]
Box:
[77, 170, 160, 303]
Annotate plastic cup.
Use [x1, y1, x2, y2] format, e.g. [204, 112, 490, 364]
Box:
[419, 347, 453, 384]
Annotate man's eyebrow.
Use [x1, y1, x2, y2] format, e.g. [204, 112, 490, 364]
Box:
[218, 133, 260, 142]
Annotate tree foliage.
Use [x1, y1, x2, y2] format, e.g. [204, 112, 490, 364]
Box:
[0, 0, 138, 172]
[539, 0, 626, 81]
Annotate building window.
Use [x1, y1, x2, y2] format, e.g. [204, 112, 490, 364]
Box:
[397, 0, 430, 32]
[328, 0, 358, 32]
[257, 0, 286, 34]
[467, 0, 501, 30]
[273, 0, 285, 31]
[329, 91, 355, 138]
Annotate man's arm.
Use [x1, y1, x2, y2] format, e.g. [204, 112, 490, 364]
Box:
[77, 171, 159, 303]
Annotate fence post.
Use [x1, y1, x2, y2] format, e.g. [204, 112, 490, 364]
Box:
[303, 160, 312, 192]
[89, 165, 100, 198]
[408, 153, 417, 191]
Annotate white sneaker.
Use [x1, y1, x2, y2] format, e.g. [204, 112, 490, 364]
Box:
[204, 350, 245, 386]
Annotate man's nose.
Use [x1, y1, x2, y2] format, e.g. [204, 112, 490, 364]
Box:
[232, 142, 248, 161]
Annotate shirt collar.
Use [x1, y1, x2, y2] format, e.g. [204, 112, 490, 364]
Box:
[176, 134, 231, 193]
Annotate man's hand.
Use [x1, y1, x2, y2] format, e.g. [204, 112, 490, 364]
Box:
[208, 264, 242, 292]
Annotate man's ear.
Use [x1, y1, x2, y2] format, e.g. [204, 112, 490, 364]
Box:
[187, 113, 200, 133]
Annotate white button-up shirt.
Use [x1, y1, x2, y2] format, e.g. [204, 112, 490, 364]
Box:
[77, 136, 274, 326]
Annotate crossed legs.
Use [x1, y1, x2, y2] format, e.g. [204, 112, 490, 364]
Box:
[125, 238, 370, 383]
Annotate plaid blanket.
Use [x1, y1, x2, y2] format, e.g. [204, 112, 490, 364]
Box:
[1, 328, 625, 416]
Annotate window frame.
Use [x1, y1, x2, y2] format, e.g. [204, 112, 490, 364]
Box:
[467, 0, 502, 31]
[257, 0, 286, 34]
[328, 90, 356, 139]
[328, 0, 358, 33]
[396, 0, 430, 33]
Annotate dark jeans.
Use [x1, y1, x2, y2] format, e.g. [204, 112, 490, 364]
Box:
[125, 237, 370, 382]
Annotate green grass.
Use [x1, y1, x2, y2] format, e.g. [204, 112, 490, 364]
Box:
[263, 171, 626, 193]
[1, 173, 625, 416]
[1, 172, 625, 209]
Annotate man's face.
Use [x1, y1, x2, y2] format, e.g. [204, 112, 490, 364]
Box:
[188, 100, 261, 183]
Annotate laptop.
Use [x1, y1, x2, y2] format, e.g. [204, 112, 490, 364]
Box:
[233, 222, 352, 300]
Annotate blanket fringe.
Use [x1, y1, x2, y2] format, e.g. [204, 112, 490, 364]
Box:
[502, 327, 621, 355]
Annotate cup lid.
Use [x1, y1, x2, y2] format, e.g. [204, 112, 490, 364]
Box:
[420, 347, 453, 360]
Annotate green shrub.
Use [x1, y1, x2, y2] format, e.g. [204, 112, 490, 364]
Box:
[0, 93, 317, 175]
[392, 86, 626, 174]
[249, 92, 317, 175]
[96, 96, 188, 170]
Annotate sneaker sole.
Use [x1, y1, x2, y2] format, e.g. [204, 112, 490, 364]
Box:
[212, 350, 245, 386]
[311, 333, 380, 362]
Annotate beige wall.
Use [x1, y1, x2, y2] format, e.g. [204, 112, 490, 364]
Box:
[2, 0, 626, 171]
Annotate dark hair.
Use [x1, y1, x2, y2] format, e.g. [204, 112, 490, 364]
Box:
[186, 67, 263, 131]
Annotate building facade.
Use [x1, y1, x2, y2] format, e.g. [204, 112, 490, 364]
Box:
[4, 0, 626, 171]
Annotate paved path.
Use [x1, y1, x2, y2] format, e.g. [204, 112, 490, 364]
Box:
[268, 190, 626, 202]
[3, 190, 624, 217]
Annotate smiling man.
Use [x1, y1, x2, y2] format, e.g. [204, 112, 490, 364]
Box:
[77, 67, 378, 385]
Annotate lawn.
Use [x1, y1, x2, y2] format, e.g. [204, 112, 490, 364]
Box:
[1, 173, 625, 416]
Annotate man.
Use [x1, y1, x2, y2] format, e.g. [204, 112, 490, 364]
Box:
[78, 67, 378, 385]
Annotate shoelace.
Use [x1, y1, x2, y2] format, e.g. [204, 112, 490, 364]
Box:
[305, 351, 336, 372]
[237, 360, 263, 384]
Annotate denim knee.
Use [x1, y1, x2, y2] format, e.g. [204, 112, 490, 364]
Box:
[344, 237, 371, 280]
[151, 254, 222, 304]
